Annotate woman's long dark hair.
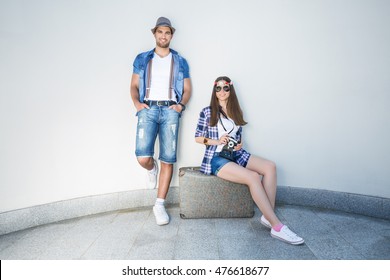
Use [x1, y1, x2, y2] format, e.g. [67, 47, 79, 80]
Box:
[209, 76, 247, 127]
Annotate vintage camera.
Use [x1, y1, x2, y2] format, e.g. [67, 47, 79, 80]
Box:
[219, 137, 238, 161]
[224, 137, 239, 151]
[219, 137, 239, 161]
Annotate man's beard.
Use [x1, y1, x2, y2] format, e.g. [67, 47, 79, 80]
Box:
[156, 41, 170, 48]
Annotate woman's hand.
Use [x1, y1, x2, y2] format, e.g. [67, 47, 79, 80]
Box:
[219, 134, 230, 145]
[234, 141, 243, 151]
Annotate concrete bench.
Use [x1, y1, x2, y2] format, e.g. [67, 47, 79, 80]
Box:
[178, 167, 254, 219]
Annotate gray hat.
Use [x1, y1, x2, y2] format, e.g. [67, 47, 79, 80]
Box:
[151, 17, 176, 34]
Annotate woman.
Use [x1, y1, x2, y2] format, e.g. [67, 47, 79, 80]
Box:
[195, 76, 304, 245]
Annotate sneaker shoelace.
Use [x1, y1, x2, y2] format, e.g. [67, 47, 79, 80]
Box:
[154, 205, 168, 217]
[281, 226, 300, 239]
[153, 205, 169, 225]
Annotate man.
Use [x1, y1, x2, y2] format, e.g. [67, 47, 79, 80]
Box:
[130, 17, 191, 225]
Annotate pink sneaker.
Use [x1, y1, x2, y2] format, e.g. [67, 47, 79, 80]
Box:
[271, 225, 304, 245]
[260, 215, 272, 229]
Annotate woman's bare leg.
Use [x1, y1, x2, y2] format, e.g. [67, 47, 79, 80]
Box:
[217, 162, 281, 227]
[246, 155, 277, 209]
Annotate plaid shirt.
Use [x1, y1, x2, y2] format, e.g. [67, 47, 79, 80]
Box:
[195, 106, 251, 175]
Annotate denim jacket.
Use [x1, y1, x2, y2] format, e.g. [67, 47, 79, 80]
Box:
[132, 48, 190, 102]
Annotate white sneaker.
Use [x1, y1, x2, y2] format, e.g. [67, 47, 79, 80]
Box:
[153, 205, 169, 226]
[260, 215, 272, 229]
[146, 160, 158, 189]
[271, 225, 305, 245]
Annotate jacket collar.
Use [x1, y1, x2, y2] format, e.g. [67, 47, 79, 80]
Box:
[146, 48, 178, 58]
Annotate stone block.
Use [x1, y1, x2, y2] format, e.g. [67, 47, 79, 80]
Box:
[179, 167, 254, 219]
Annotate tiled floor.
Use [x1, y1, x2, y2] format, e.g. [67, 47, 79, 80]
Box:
[0, 204, 389, 260]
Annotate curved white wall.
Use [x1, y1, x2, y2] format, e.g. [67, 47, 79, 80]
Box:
[1, 0, 389, 213]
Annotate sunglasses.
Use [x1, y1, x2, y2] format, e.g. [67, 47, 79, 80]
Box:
[215, 85, 230, 92]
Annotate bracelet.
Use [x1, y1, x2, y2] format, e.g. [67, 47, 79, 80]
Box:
[178, 102, 186, 111]
[203, 137, 209, 145]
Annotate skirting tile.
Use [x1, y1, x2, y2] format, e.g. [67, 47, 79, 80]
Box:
[0, 184, 388, 236]
[0, 187, 179, 235]
[276, 186, 390, 220]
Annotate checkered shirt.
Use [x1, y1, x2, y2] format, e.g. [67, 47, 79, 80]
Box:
[195, 106, 251, 175]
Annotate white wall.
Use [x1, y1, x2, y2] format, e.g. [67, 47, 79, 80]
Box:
[1, 0, 389, 212]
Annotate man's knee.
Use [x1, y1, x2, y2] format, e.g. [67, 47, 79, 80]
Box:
[137, 157, 153, 168]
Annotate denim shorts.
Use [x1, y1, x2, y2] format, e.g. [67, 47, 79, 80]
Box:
[135, 106, 181, 163]
[211, 151, 250, 175]
[211, 153, 231, 175]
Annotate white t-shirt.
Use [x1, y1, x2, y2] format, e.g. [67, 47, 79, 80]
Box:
[216, 115, 239, 152]
[147, 52, 176, 102]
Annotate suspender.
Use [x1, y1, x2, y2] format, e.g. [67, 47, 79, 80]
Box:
[145, 56, 174, 100]
[168, 57, 174, 100]
[145, 59, 153, 99]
